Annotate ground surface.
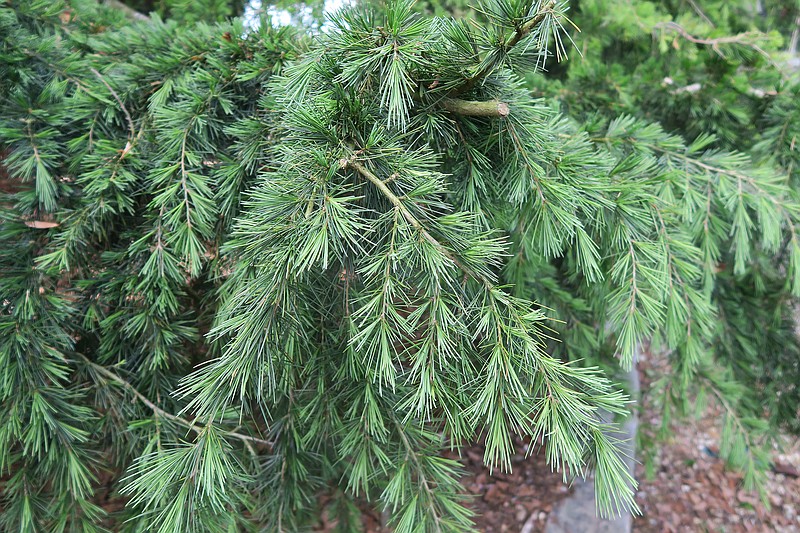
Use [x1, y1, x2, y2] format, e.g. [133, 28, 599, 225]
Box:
[451, 441, 572, 532]
[455, 352, 800, 533]
[632, 354, 800, 533]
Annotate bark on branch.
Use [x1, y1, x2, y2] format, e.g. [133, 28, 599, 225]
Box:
[442, 98, 510, 117]
[342, 156, 495, 290]
[506, 0, 557, 49]
[78, 353, 272, 450]
[654, 21, 773, 63]
[453, 0, 557, 95]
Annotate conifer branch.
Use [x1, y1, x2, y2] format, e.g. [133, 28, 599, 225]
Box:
[442, 98, 510, 117]
[344, 156, 494, 289]
[627, 238, 639, 317]
[700, 373, 768, 490]
[78, 354, 272, 449]
[651, 204, 698, 344]
[655, 146, 800, 242]
[654, 22, 765, 52]
[391, 418, 446, 532]
[686, 0, 714, 27]
[653, 21, 776, 65]
[89, 67, 136, 144]
[179, 126, 194, 230]
[23, 49, 92, 93]
[454, 0, 557, 95]
[506, 1, 558, 49]
[706, 380, 757, 453]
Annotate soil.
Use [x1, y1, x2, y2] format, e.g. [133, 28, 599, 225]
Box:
[449, 440, 573, 532]
[632, 354, 800, 533]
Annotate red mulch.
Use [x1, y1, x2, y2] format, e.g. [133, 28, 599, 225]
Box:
[633, 353, 800, 533]
[315, 439, 572, 532]
[449, 440, 572, 532]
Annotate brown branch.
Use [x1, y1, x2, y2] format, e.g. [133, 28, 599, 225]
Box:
[179, 126, 194, 229]
[78, 353, 272, 450]
[89, 67, 137, 160]
[686, 0, 714, 27]
[507, 1, 557, 49]
[654, 21, 775, 65]
[442, 98, 509, 117]
[342, 156, 494, 290]
[453, 0, 556, 95]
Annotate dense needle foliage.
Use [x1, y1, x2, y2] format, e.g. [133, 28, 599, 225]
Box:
[1, 0, 799, 531]
[527, 0, 800, 482]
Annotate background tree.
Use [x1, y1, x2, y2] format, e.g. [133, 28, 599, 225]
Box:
[1, 0, 799, 531]
[525, 0, 800, 486]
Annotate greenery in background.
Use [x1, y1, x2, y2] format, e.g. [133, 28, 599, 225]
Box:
[523, 0, 800, 488]
[1, 0, 799, 532]
[117, 0, 246, 23]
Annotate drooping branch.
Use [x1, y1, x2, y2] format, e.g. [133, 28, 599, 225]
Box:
[391, 417, 446, 531]
[89, 67, 136, 150]
[77, 354, 272, 449]
[654, 21, 775, 64]
[342, 156, 495, 289]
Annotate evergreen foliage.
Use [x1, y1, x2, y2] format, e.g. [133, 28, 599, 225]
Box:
[525, 0, 800, 493]
[1, 0, 799, 531]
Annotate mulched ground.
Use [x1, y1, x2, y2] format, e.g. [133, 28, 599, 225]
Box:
[451, 350, 800, 533]
[633, 353, 800, 533]
[316, 352, 800, 532]
[450, 440, 572, 532]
